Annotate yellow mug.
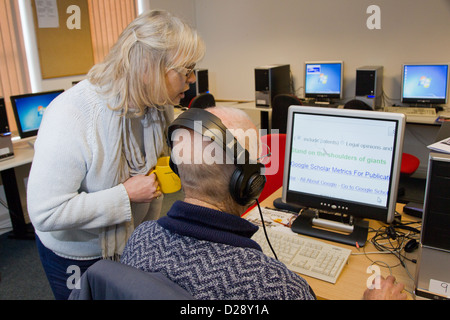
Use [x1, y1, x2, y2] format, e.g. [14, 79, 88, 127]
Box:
[147, 156, 181, 194]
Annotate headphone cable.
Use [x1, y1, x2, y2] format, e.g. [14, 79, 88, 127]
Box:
[256, 199, 278, 260]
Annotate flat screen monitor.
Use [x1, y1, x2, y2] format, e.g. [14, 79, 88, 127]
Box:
[401, 63, 449, 105]
[304, 61, 343, 100]
[282, 106, 405, 246]
[10, 90, 63, 139]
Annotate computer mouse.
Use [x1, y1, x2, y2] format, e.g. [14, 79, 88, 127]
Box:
[404, 239, 419, 253]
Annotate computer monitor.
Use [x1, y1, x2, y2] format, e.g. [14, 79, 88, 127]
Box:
[10, 89, 63, 139]
[401, 63, 449, 106]
[282, 105, 405, 247]
[304, 61, 343, 102]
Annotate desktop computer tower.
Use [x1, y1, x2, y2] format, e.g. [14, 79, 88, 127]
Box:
[0, 97, 14, 161]
[255, 64, 291, 107]
[179, 69, 209, 107]
[355, 66, 383, 109]
[414, 152, 450, 300]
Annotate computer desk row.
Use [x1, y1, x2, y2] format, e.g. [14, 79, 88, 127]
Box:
[233, 101, 450, 123]
[177, 99, 450, 127]
[248, 187, 421, 300]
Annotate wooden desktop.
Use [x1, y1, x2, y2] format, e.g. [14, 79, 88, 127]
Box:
[256, 187, 420, 300]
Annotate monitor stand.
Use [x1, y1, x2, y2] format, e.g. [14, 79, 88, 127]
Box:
[290, 208, 369, 247]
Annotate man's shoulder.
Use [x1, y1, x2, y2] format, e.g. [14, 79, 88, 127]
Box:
[196, 244, 315, 300]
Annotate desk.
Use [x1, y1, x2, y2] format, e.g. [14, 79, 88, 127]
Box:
[254, 188, 420, 300]
[188, 99, 449, 130]
[0, 140, 34, 239]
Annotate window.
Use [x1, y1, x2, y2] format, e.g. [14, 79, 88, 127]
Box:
[88, 0, 137, 63]
[0, 0, 31, 133]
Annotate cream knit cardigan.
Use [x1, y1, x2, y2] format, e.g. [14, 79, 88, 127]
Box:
[27, 80, 170, 260]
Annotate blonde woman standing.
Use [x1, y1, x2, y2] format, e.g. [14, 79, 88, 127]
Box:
[27, 10, 205, 300]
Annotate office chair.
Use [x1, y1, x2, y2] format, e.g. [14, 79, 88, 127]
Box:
[400, 153, 420, 176]
[188, 93, 216, 109]
[68, 260, 194, 300]
[258, 133, 287, 202]
[243, 133, 286, 215]
[271, 94, 302, 134]
[397, 152, 421, 201]
[343, 99, 373, 110]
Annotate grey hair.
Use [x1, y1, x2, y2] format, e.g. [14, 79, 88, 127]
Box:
[88, 10, 205, 117]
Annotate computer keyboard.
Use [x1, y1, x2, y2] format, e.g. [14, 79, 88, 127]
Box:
[252, 226, 352, 284]
[384, 106, 437, 116]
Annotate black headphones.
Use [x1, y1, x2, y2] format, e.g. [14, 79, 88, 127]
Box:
[166, 108, 266, 206]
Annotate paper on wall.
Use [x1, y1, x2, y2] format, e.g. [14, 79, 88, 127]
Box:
[35, 0, 59, 28]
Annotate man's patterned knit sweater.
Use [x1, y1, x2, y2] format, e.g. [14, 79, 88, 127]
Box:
[121, 201, 316, 300]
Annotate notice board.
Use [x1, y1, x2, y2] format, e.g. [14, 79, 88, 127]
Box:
[32, 0, 94, 78]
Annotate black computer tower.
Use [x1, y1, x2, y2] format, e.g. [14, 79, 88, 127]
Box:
[0, 97, 14, 160]
[179, 69, 209, 107]
[255, 64, 291, 107]
[0, 97, 10, 134]
[355, 66, 383, 109]
[414, 152, 450, 300]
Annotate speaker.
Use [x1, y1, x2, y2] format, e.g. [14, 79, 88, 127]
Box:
[355, 66, 383, 109]
[414, 152, 450, 300]
[179, 69, 209, 107]
[167, 108, 266, 206]
[255, 64, 291, 107]
[0, 97, 14, 161]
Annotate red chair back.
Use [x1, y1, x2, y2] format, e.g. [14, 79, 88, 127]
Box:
[400, 153, 420, 176]
[243, 133, 286, 215]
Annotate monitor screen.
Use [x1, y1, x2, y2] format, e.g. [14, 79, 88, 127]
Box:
[401, 64, 449, 105]
[282, 106, 405, 224]
[10, 90, 63, 139]
[304, 61, 343, 100]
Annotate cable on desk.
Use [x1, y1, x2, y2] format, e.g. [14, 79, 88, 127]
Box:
[371, 226, 417, 261]
[362, 221, 421, 285]
[369, 260, 393, 276]
[256, 199, 278, 261]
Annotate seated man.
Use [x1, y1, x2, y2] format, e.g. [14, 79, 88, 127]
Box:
[121, 106, 406, 300]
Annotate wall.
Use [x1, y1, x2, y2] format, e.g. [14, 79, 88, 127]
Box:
[194, 0, 450, 108]
[145, 0, 196, 26]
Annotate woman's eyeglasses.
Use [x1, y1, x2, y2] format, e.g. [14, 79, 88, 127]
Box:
[177, 64, 196, 78]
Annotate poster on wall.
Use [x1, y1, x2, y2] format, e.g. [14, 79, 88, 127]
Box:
[32, 0, 94, 78]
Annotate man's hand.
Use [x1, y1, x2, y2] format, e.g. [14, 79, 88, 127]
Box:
[363, 275, 407, 300]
